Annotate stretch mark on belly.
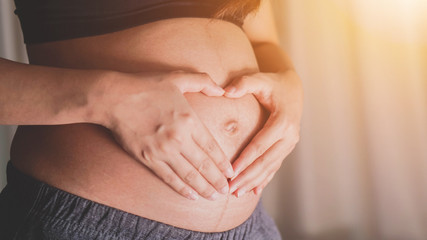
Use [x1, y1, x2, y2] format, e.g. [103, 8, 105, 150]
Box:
[223, 120, 239, 136]
[213, 194, 231, 231]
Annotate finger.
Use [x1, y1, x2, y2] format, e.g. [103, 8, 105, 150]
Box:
[233, 133, 297, 197]
[172, 72, 224, 96]
[223, 74, 271, 98]
[232, 113, 285, 176]
[253, 173, 275, 196]
[143, 153, 200, 201]
[181, 139, 229, 195]
[191, 122, 235, 179]
[167, 153, 221, 201]
[229, 139, 285, 197]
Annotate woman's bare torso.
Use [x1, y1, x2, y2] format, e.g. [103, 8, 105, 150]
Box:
[10, 18, 267, 232]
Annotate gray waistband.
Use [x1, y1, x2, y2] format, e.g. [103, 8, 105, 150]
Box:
[3, 161, 282, 239]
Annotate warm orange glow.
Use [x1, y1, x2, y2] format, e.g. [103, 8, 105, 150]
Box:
[329, 0, 427, 45]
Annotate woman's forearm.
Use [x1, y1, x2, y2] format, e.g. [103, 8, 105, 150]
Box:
[0, 57, 106, 125]
[0, 58, 234, 199]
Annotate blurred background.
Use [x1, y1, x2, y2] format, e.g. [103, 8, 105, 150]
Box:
[1, 0, 426, 239]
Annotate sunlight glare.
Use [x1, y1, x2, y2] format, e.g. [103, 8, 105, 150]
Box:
[331, 0, 427, 43]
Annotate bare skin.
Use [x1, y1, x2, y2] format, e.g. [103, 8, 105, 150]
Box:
[10, 18, 267, 232]
[1, 0, 303, 233]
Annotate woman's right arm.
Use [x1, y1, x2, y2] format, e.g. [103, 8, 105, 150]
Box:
[0, 57, 233, 200]
[0, 57, 104, 125]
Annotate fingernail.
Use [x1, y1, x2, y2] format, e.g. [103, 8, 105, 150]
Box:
[215, 87, 225, 95]
[208, 192, 220, 201]
[187, 191, 199, 200]
[220, 185, 229, 194]
[229, 185, 238, 194]
[225, 167, 235, 179]
[236, 188, 246, 198]
[232, 164, 242, 177]
[225, 86, 236, 93]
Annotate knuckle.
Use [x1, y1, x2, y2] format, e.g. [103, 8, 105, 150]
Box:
[162, 173, 175, 185]
[158, 142, 169, 153]
[183, 113, 196, 125]
[179, 112, 192, 119]
[180, 112, 194, 124]
[214, 178, 227, 189]
[256, 157, 267, 169]
[155, 124, 165, 133]
[197, 158, 211, 173]
[198, 72, 210, 81]
[267, 166, 278, 176]
[255, 173, 269, 186]
[274, 160, 283, 170]
[290, 143, 297, 151]
[288, 124, 301, 140]
[141, 149, 154, 165]
[178, 185, 189, 195]
[272, 160, 284, 173]
[205, 140, 217, 153]
[186, 117, 195, 125]
[263, 170, 271, 180]
[250, 143, 264, 157]
[166, 129, 181, 142]
[201, 188, 216, 198]
[217, 159, 229, 171]
[183, 170, 198, 183]
[199, 72, 209, 78]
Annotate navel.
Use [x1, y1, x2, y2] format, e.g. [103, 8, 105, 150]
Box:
[223, 119, 239, 136]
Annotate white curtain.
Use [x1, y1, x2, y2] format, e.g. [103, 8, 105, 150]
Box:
[262, 0, 427, 239]
[0, 0, 25, 190]
[1, 0, 427, 239]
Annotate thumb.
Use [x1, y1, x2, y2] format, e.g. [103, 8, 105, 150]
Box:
[172, 72, 224, 96]
[223, 75, 253, 98]
[224, 74, 270, 98]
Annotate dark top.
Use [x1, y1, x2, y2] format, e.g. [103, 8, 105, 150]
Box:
[13, 0, 243, 44]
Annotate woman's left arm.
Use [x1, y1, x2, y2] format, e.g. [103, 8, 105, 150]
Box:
[224, 0, 304, 197]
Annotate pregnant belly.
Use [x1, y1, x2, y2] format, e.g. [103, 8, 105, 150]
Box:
[11, 18, 267, 232]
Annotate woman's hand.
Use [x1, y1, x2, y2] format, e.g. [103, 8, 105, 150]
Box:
[223, 70, 303, 197]
[95, 70, 234, 201]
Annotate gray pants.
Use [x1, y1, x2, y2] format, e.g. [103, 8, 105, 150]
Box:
[0, 162, 282, 240]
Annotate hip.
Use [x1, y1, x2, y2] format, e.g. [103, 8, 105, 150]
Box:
[0, 161, 282, 240]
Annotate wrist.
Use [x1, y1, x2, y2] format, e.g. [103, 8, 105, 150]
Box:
[84, 70, 118, 126]
[85, 70, 154, 128]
